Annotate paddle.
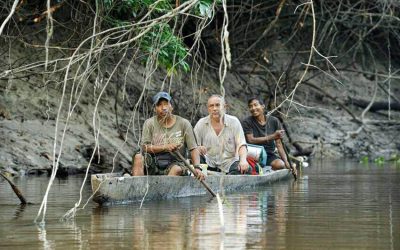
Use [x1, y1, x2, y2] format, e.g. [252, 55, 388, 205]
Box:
[172, 151, 217, 197]
[0, 172, 28, 204]
[280, 140, 297, 181]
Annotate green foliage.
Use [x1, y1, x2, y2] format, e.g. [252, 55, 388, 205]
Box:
[140, 24, 190, 73]
[99, 0, 218, 73]
[198, 0, 218, 18]
[374, 156, 385, 165]
[390, 154, 400, 166]
[389, 153, 399, 160]
[102, 0, 171, 18]
[361, 155, 400, 166]
[360, 156, 369, 165]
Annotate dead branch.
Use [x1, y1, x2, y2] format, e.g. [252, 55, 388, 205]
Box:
[32, 2, 64, 24]
[236, 0, 286, 60]
[345, 75, 378, 140]
[348, 98, 400, 112]
[364, 119, 400, 125]
[378, 82, 400, 105]
[303, 81, 361, 123]
[0, 172, 28, 205]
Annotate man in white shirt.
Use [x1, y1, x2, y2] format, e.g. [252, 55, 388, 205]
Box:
[194, 95, 249, 174]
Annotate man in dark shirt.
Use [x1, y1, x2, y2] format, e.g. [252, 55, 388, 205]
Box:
[242, 97, 295, 173]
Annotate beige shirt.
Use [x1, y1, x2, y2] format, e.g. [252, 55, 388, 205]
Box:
[141, 115, 197, 157]
[194, 114, 247, 172]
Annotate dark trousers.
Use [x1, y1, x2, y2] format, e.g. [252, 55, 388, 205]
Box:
[200, 155, 251, 175]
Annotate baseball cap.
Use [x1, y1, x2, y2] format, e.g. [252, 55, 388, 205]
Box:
[152, 91, 172, 105]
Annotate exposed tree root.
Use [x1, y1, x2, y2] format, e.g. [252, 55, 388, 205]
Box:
[347, 98, 400, 112]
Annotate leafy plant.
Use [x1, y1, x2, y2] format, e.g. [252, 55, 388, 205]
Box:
[99, 0, 219, 73]
[374, 156, 385, 165]
[140, 24, 190, 73]
[389, 154, 400, 166]
[198, 0, 217, 18]
[360, 156, 369, 165]
[102, 0, 168, 19]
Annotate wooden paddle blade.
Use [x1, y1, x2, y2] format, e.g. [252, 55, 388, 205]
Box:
[281, 140, 297, 181]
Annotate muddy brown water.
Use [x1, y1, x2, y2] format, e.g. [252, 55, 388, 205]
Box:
[1, 159, 399, 249]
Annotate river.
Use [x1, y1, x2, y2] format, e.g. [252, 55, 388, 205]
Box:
[0, 159, 399, 249]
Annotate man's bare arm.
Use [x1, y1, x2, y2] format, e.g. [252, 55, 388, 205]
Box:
[142, 143, 180, 154]
[245, 130, 285, 144]
[275, 139, 289, 168]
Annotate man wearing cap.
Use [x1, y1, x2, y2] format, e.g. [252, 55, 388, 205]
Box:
[132, 92, 204, 180]
[194, 95, 250, 175]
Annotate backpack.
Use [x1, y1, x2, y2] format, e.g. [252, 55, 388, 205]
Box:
[247, 144, 268, 175]
[247, 157, 261, 175]
[247, 144, 267, 167]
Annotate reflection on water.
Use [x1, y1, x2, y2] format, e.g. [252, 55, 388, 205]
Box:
[37, 224, 54, 250]
[13, 204, 27, 220]
[0, 160, 399, 249]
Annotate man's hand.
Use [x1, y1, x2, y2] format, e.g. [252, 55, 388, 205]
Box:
[195, 168, 205, 181]
[285, 161, 297, 175]
[197, 146, 207, 156]
[272, 130, 285, 140]
[238, 159, 249, 174]
[164, 143, 181, 152]
[288, 162, 297, 176]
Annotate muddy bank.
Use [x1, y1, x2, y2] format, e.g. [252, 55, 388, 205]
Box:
[0, 41, 399, 177]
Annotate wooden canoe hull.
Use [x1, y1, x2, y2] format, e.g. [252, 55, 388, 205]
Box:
[91, 169, 290, 205]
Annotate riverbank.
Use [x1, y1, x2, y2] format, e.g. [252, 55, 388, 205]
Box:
[1, 40, 399, 176]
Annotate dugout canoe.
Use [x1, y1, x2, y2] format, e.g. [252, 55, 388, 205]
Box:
[91, 169, 290, 205]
